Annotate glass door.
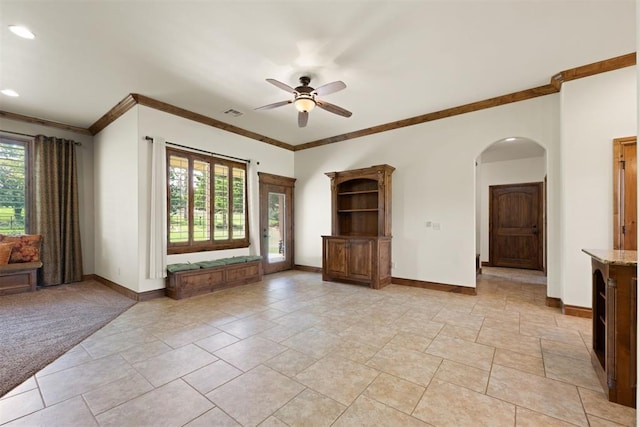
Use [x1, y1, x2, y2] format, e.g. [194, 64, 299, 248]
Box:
[258, 173, 296, 274]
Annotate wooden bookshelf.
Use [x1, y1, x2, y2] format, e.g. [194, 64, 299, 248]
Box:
[323, 164, 395, 289]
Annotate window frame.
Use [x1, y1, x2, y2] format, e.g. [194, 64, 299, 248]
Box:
[0, 137, 31, 235]
[166, 147, 249, 254]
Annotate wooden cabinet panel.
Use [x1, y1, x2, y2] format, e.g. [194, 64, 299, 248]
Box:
[347, 239, 373, 281]
[325, 238, 348, 277]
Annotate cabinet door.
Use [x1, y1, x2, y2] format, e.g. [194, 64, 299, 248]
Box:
[326, 239, 348, 277]
[347, 239, 373, 281]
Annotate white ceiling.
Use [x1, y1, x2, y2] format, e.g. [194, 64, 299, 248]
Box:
[0, 1, 636, 146]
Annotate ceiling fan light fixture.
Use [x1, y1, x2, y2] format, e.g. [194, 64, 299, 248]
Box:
[294, 95, 316, 113]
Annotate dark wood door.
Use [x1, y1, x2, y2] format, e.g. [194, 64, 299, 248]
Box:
[489, 182, 543, 270]
[613, 137, 637, 250]
[259, 173, 296, 274]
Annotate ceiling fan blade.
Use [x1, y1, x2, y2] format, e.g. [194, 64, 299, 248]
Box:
[254, 100, 292, 111]
[266, 78, 297, 94]
[313, 81, 346, 96]
[298, 111, 309, 127]
[316, 100, 352, 118]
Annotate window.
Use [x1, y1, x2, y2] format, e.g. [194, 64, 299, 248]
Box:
[0, 138, 28, 235]
[167, 147, 248, 253]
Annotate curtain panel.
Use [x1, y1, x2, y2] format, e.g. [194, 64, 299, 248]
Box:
[30, 135, 83, 285]
[149, 137, 167, 279]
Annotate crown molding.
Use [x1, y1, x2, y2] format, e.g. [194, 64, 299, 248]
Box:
[0, 110, 92, 136]
[1, 52, 635, 150]
[554, 52, 635, 85]
[294, 84, 558, 151]
[295, 52, 635, 151]
[132, 94, 295, 151]
[88, 94, 138, 135]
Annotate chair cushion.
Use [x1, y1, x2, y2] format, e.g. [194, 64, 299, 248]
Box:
[0, 242, 14, 265]
[0, 234, 43, 263]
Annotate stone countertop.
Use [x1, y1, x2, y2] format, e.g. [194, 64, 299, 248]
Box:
[582, 249, 637, 266]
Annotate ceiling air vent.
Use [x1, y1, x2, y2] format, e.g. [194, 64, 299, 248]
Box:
[224, 108, 244, 117]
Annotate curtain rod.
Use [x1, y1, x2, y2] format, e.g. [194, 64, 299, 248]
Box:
[144, 136, 250, 164]
[0, 129, 82, 145]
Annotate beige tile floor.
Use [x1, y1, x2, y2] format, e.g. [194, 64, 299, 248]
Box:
[1, 268, 636, 426]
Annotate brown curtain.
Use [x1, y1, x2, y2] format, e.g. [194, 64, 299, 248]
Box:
[30, 135, 83, 285]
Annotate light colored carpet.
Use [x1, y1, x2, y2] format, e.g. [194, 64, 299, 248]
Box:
[0, 280, 136, 397]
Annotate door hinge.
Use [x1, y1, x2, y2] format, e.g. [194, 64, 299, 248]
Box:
[622, 224, 626, 234]
[621, 160, 626, 170]
[607, 277, 617, 289]
[607, 376, 617, 389]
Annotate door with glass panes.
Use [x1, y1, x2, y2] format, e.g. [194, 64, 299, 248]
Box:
[258, 173, 295, 274]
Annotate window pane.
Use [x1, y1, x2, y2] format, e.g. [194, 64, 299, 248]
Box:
[232, 168, 246, 239]
[192, 160, 210, 241]
[214, 164, 229, 240]
[168, 155, 189, 243]
[267, 192, 285, 263]
[0, 140, 26, 234]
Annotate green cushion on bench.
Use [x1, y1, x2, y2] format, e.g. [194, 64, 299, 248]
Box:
[220, 257, 248, 265]
[195, 260, 227, 268]
[243, 255, 263, 262]
[167, 263, 201, 273]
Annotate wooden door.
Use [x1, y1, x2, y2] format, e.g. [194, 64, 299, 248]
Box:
[489, 182, 543, 270]
[613, 137, 637, 250]
[259, 173, 296, 274]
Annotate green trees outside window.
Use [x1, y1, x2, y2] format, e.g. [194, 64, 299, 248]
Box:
[167, 148, 248, 253]
[0, 140, 27, 235]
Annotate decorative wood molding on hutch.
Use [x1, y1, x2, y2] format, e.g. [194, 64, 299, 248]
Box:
[322, 164, 395, 289]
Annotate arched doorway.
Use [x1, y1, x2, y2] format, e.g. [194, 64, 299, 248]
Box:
[475, 137, 547, 284]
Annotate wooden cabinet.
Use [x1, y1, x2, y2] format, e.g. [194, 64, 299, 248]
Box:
[583, 249, 637, 408]
[323, 164, 394, 289]
[322, 236, 392, 289]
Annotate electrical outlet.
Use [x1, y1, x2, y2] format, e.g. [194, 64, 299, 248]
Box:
[391, 261, 396, 269]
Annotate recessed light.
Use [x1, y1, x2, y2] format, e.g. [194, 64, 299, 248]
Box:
[505, 137, 517, 142]
[8, 25, 35, 39]
[1, 89, 19, 97]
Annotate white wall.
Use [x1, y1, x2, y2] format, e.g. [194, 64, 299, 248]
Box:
[0, 117, 95, 275]
[295, 94, 560, 291]
[477, 155, 547, 264]
[93, 108, 140, 290]
[136, 106, 295, 292]
[560, 66, 637, 307]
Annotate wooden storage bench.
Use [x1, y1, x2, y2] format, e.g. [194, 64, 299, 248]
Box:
[166, 256, 263, 300]
[0, 261, 43, 295]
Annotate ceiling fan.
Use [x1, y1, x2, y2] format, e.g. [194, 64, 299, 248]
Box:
[255, 76, 352, 127]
